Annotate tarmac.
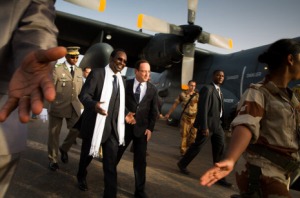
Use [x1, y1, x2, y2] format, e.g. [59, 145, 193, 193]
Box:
[6, 118, 300, 198]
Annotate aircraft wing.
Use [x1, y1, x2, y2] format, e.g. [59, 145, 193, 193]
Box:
[55, 11, 152, 67]
[55, 11, 215, 73]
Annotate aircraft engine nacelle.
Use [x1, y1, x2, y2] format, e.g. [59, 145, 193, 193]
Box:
[141, 34, 183, 69]
[80, 43, 113, 69]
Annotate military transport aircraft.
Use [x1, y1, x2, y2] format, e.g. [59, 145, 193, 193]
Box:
[56, 0, 300, 129]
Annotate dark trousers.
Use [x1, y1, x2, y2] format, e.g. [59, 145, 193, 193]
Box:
[102, 133, 119, 198]
[179, 123, 225, 168]
[77, 137, 93, 180]
[77, 133, 119, 198]
[117, 129, 148, 197]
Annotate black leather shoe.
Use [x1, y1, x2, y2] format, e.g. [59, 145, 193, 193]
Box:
[59, 147, 68, 164]
[216, 179, 233, 188]
[77, 177, 88, 191]
[48, 162, 59, 171]
[134, 191, 148, 198]
[177, 162, 190, 175]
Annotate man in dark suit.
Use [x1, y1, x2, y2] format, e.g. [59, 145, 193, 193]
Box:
[76, 49, 133, 197]
[177, 70, 233, 188]
[117, 59, 159, 198]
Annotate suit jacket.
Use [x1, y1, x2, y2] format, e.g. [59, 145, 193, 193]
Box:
[77, 68, 125, 140]
[48, 62, 83, 118]
[0, 0, 57, 155]
[125, 79, 159, 137]
[194, 83, 224, 131]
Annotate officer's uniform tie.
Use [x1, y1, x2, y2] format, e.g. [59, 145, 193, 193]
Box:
[70, 65, 74, 78]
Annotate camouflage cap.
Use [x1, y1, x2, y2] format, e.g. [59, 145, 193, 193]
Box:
[66, 46, 80, 55]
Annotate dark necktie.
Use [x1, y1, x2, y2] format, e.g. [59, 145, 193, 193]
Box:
[216, 88, 221, 97]
[70, 65, 74, 78]
[134, 83, 141, 103]
[109, 75, 118, 117]
[103, 75, 119, 141]
[217, 87, 223, 115]
[113, 75, 118, 94]
[218, 88, 223, 100]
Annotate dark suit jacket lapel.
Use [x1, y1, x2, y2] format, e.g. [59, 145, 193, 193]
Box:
[127, 79, 137, 103]
[211, 83, 222, 114]
[211, 83, 221, 101]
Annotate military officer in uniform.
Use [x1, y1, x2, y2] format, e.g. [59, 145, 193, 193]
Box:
[165, 80, 199, 156]
[47, 46, 83, 171]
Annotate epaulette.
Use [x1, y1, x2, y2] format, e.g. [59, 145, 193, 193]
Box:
[249, 79, 266, 90]
[55, 63, 63, 68]
[249, 83, 263, 90]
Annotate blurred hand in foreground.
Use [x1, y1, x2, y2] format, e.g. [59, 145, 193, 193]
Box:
[200, 159, 235, 187]
[0, 47, 67, 123]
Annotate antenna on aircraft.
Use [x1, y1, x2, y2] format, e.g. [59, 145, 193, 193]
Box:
[64, 0, 106, 12]
[137, 0, 233, 90]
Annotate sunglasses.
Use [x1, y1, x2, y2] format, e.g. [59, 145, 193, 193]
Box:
[70, 56, 79, 59]
[117, 57, 127, 64]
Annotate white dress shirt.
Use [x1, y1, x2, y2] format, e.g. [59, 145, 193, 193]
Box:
[65, 61, 75, 73]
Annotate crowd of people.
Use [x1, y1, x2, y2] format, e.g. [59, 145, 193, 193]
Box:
[1, 1, 300, 198]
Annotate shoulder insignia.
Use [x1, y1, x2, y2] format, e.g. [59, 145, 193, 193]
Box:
[55, 63, 63, 68]
[249, 82, 263, 90]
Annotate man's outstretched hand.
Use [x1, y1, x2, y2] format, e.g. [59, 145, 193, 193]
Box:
[0, 47, 67, 123]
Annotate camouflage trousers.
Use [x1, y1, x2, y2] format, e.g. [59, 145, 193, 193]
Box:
[236, 163, 291, 198]
[179, 114, 197, 155]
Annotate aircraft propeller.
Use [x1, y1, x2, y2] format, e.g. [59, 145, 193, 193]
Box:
[63, 0, 106, 12]
[137, 0, 232, 90]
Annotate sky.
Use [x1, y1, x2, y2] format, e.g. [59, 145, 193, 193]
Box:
[55, 0, 300, 54]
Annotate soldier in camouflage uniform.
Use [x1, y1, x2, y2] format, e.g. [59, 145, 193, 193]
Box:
[47, 47, 83, 171]
[165, 80, 199, 156]
[200, 39, 300, 197]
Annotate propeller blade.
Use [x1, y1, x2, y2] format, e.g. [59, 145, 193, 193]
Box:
[198, 31, 233, 49]
[63, 0, 106, 12]
[181, 43, 195, 90]
[137, 14, 183, 35]
[187, 0, 198, 24]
